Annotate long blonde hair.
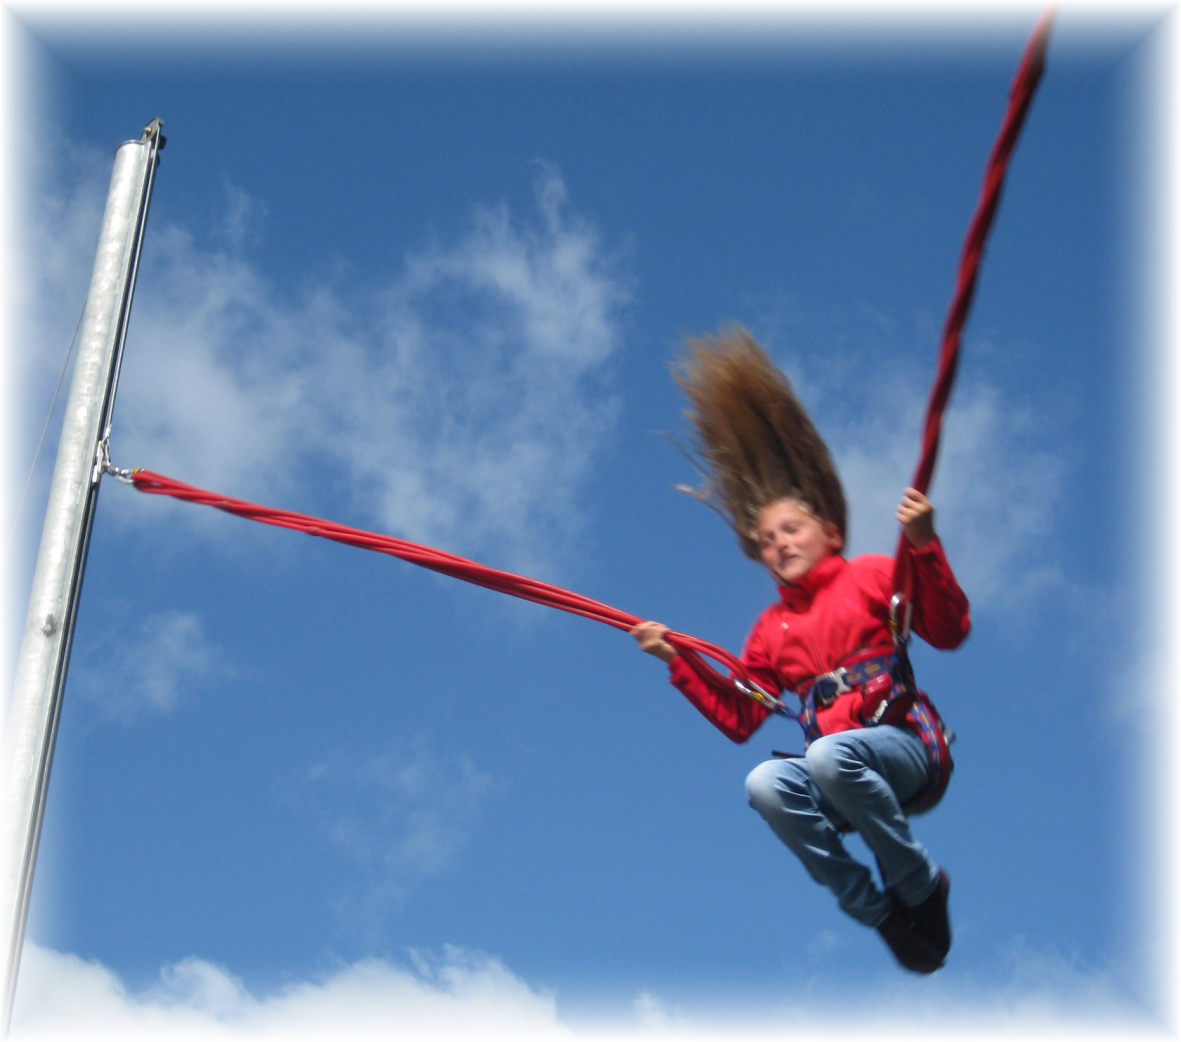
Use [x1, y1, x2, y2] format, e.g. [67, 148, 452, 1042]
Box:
[674, 327, 846, 560]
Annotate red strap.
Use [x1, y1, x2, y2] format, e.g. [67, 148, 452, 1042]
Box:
[893, 11, 1053, 604]
[129, 469, 752, 697]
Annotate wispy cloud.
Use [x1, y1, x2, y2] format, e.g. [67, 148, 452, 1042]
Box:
[736, 311, 1171, 737]
[1067, 579, 1148, 722]
[13, 942, 570, 1041]
[633, 987, 694, 1034]
[694, 300, 1067, 623]
[17, 144, 629, 579]
[864, 940, 1176, 1034]
[285, 732, 498, 933]
[11, 138, 110, 394]
[1095, 652, 1181, 723]
[70, 608, 220, 718]
[830, 374, 1066, 610]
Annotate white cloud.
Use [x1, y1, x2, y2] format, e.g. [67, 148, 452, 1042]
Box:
[212, 176, 266, 255]
[257, 949, 576, 1039]
[741, 311, 1166, 737]
[770, 997, 826, 1039]
[1064, 579, 1147, 722]
[926, 389, 1066, 608]
[727, 303, 1138, 762]
[12, 141, 108, 378]
[287, 733, 498, 930]
[864, 935, 1176, 1039]
[833, 376, 1066, 610]
[16, 147, 628, 579]
[70, 609, 219, 717]
[1095, 652, 1181, 723]
[633, 987, 694, 1034]
[10, 940, 231, 1039]
[756, 332, 1068, 618]
[970, 560, 1144, 780]
[12, 942, 572, 1041]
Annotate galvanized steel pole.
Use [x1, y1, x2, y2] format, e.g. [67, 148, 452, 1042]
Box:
[1, 119, 164, 1034]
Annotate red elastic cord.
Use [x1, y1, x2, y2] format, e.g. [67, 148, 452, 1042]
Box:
[893, 10, 1053, 605]
[129, 469, 750, 696]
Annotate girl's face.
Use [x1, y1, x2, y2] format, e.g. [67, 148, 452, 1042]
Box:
[755, 498, 843, 585]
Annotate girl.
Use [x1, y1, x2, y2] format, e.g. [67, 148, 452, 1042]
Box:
[631, 329, 970, 974]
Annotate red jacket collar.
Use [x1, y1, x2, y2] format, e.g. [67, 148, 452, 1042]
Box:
[777, 553, 846, 610]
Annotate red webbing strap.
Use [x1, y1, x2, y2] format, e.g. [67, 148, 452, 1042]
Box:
[129, 469, 756, 698]
[893, 11, 1053, 605]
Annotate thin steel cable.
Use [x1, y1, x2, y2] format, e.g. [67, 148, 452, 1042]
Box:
[6, 300, 87, 558]
[98, 120, 164, 451]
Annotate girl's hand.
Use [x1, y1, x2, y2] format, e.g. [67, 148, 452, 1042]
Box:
[630, 621, 678, 664]
[897, 487, 937, 549]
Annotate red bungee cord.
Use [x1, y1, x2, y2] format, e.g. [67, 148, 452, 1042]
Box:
[126, 13, 1051, 713]
[128, 469, 770, 704]
[891, 10, 1053, 622]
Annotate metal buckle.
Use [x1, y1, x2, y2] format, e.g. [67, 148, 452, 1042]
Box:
[889, 593, 913, 643]
[735, 678, 788, 715]
[812, 668, 852, 707]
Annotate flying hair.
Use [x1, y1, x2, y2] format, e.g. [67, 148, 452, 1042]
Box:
[674, 327, 847, 561]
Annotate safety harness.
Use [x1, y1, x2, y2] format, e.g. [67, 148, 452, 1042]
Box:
[772, 594, 954, 816]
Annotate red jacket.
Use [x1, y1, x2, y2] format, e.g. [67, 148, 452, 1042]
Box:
[669, 538, 970, 743]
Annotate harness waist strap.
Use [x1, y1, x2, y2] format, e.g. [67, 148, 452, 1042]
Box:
[799, 656, 894, 708]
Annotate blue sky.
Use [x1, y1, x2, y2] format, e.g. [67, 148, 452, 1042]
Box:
[2, 5, 1177, 1039]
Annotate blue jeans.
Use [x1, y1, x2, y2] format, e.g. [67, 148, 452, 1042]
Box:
[744, 725, 939, 928]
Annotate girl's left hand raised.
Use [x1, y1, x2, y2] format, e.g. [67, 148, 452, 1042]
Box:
[897, 487, 937, 549]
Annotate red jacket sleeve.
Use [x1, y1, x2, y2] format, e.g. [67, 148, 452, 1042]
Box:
[906, 536, 971, 649]
[665, 618, 779, 743]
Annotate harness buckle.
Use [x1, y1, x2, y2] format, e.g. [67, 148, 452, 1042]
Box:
[811, 668, 853, 707]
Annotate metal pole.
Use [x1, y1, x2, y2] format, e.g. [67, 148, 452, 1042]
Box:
[0, 119, 164, 1034]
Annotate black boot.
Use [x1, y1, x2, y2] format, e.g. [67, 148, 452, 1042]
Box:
[875, 900, 943, 974]
[907, 869, 951, 961]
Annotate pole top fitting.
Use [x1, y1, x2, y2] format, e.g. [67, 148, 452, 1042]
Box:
[141, 118, 166, 151]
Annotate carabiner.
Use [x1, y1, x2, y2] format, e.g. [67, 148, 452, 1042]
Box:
[889, 592, 913, 644]
[735, 678, 792, 718]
